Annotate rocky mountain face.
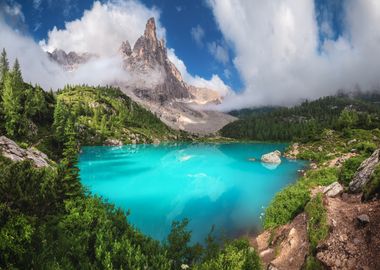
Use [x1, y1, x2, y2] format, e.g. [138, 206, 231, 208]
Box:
[47, 49, 94, 71]
[48, 17, 234, 134]
[118, 18, 232, 134]
[121, 17, 203, 103]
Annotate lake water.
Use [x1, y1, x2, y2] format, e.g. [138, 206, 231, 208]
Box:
[79, 143, 306, 243]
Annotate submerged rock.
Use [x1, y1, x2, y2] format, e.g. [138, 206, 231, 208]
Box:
[323, 182, 344, 198]
[0, 136, 50, 167]
[261, 150, 281, 164]
[349, 149, 380, 193]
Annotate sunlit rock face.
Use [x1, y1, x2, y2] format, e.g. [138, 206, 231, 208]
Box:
[47, 17, 232, 134]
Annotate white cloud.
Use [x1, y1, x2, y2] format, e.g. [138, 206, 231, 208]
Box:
[3, 1, 24, 22]
[191, 24, 205, 47]
[0, 0, 168, 89]
[33, 0, 42, 10]
[0, 0, 229, 99]
[168, 48, 231, 96]
[207, 41, 229, 64]
[40, 0, 165, 56]
[207, 0, 380, 110]
[0, 18, 131, 90]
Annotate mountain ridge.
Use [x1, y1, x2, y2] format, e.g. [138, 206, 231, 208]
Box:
[48, 17, 234, 135]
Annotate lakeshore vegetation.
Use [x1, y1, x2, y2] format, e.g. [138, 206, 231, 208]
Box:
[0, 50, 262, 269]
[1, 49, 380, 269]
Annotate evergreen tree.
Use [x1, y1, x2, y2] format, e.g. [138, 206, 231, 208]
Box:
[0, 48, 9, 84]
[58, 118, 82, 199]
[2, 72, 21, 137]
[53, 99, 69, 142]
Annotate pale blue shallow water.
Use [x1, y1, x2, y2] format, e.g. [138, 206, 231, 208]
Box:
[79, 143, 306, 243]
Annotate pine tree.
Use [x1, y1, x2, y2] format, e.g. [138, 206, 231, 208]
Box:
[2, 72, 21, 137]
[58, 118, 82, 199]
[0, 48, 9, 84]
[53, 99, 68, 142]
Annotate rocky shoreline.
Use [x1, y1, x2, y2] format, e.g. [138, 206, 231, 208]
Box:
[251, 142, 380, 270]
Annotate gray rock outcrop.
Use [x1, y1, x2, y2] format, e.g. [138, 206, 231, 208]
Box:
[48, 49, 95, 71]
[0, 136, 50, 167]
[261, 150, 282, 164]
[104, 138, 123, 146]
[323, 182, 344, 197]
[349, 149, 380, 193]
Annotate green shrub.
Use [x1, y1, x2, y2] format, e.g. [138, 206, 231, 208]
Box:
[363, 164, 380, 201]
[264, 167, 338, 229]
[305, 167, 339, 187]
[339, 156, 365, 186]
[297, 150, 325, 163]
[303, 255, 324, 270]
[305, 193, 328, 252]
[354, 141, 376, 155]
[264, 183, 310, 229]
[194, 239, 262, 270]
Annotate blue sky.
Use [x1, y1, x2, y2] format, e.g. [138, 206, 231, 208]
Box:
[9, 0, 345, 93]
[12, 0, 243, 91]
[4, 0, 374, 110]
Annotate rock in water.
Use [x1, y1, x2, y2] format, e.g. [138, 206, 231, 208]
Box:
[349, 149, 380, 193]
[261, 150, 282, 164]
[323, 182, 344, 197]
[104, 138, 123, 146]
[0, 136, 50, 167]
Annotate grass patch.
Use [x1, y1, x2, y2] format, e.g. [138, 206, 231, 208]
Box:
[264, 168, 338, 229]
[305, 193, 329, 252]
[303, 255, 324, 270]
[339, 156, 366, 186]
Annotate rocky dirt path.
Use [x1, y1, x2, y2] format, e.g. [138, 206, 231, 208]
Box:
[251, 192, 380, 270]
[316, 194, 380, 270]
[250, 213, 309, 270]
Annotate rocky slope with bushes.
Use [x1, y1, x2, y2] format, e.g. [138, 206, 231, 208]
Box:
[250, 129, 380, 269]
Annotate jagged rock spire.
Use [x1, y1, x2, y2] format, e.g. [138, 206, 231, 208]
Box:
[144, 17, 157, 42]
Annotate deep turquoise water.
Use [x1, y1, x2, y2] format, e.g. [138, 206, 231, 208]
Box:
[79, 143, 306, 243]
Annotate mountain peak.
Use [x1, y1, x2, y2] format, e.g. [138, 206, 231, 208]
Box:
[144, 17, 157, 42]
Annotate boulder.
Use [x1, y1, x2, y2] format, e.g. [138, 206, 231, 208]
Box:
[349, 149, 380, 193]
[323, 182, 344, 198]
[261, 150, 282, 164]
[104, 138, 123, 146]
[0, 136, 50, 167]
[356, 214, 370, 227]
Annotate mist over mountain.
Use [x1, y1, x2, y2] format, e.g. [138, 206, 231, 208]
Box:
[1, 0, 380, 112]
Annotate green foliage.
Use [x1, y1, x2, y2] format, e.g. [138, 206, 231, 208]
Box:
[0, 48, 9, 83]
[363, 163, 380, 201]
[354, 141, 377, 155]
[194, 239, 262, 270]
[2, 71, 21, 137]
[339, 156, 365, 186]
[221, 95, 380, 141]
[338, 108, 359, 129]
[0, 157, 61, 217]
[305, 193, 328, 252]
[264, 168, 338, 229]
[303, 255, 324, 270]
[54, 85, 176, 145]
[1, 53, 52, 140]
[0, 205, 35, 267]
[165, 218, 203, 269]
[264, 182, 310, 229]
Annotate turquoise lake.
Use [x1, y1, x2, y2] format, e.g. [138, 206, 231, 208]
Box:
[79, 143, 306, 243]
